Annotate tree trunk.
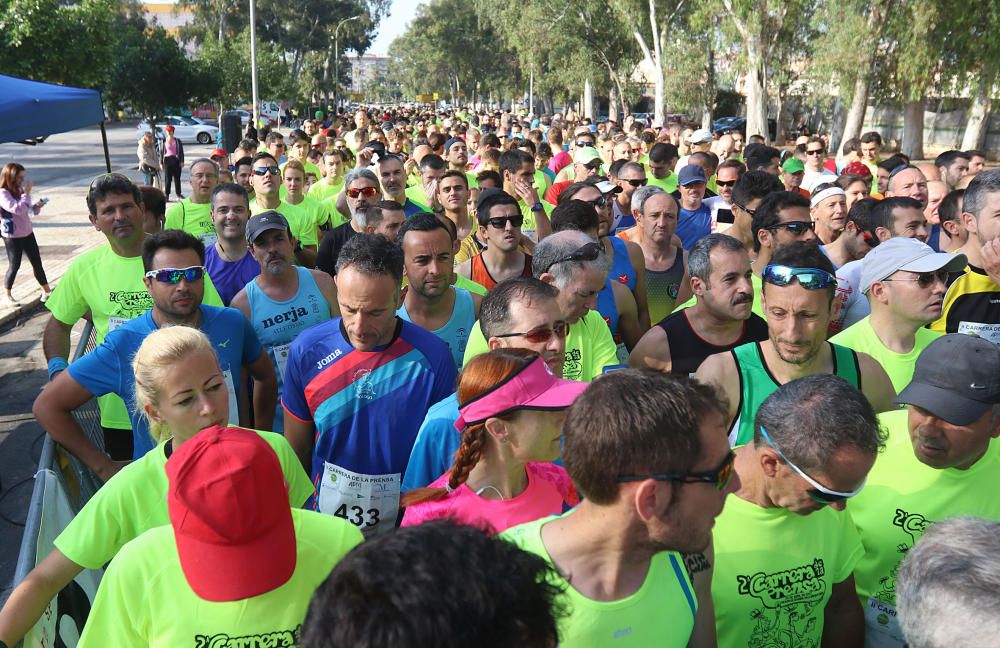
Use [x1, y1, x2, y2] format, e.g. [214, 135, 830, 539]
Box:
[829, 96, 846, 156]
[902, 99, 925, 160]
[609, 83, 619, 123]
[745, 49, 769, 143]
[584, 79, 594, 119]
[961, 87, 992, 150]
[774, 87, 787, 145]
[842, 75, 870, 145]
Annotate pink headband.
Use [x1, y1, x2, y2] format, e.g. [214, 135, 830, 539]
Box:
[453, 357, 588, 432]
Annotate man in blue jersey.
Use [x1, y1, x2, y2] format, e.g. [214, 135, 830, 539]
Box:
[202, 183, 260, 305]
[33, 230, 276, 481]
[231, 211, 339, 432]
[396, 212, 481, 369]
[282, 234, 457, 536]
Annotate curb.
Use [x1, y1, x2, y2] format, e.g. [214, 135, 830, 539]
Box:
[0, 297, 43, 330]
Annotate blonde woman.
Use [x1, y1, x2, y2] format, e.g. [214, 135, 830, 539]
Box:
[0, 327, 312, 646]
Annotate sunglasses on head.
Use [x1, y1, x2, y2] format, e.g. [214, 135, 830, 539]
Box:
[486, 215, 524, 229]
[759, 426, 864, 504]
[767, 220, 815, 236]
[617, 451, 736, 491]
[492, 320, 568, 343]
[253, 166, 280, 176]
[762, 264, 837, 290]
[347, 186, 379, 199]
[144, 266, 206, 284]
[623, 178, 648, 188]
[881, 268, 950, 289]
[541, 241, 603, 274]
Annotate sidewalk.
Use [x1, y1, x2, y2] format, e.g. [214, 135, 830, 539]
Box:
[0, 168, 146, 328]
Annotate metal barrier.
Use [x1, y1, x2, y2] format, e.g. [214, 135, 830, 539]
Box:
[12, 321, 105, 648]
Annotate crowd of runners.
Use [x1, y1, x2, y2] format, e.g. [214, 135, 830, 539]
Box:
[1, 105, 999, 647]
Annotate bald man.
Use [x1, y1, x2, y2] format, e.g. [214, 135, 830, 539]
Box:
[914, 162, 940, 182]
[886, 166, 929, 210]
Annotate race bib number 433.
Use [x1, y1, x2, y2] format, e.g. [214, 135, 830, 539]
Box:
[318, 463, 400, 537]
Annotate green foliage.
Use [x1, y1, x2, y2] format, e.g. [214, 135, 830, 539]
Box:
[196, 29, 297, 106]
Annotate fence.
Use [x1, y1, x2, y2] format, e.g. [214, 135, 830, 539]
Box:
[13, 322, 105, 648]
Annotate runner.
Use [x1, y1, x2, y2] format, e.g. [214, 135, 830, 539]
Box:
[434, 170, 477, 263]
[0, 327, 311, 647]
[282, 159, 332, 249]
[937, 187, 968, 253]
[849, 334, 1000, 647]
[696, 241, 896, 447]
[675, 164, 713, 250]
[711, 375, 883, 647]
[703, 159, 744, 230]
[202, 183, 260, 305]
[249, 153, 316, 267]
[630, 234, 767, 375]
[396, 212, 481, 369]
[163, 158, 219, 245]
[282, 234, 457, 537]
[401, 350, 584, 533]
[627, 186, 689, 324]
[646, 142, 680, 193]
[231, 211, 338, 433]
[809, 183, 847, 246]
[820, 196, 878, 270]
[502, 149, 554, 240]
[609, 161, 647, 234]
[503, 370, 732, 647]
[780, 157, 808, 196]
[315, 169, 384, 276]
[77, 424, 360, 646]
[456, 189, 533, 291]
[308, 149, 347, 206]
[378, 153, 428, 217]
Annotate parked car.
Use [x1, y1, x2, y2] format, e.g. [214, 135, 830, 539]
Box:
[712, 116, 778, 141]
[136, 115, 219, 144]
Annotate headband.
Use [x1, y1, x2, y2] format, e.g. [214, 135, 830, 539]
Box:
[810, 186, 846, 208]
[453, 357, 588, 433]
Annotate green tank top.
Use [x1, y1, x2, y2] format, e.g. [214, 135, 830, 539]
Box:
[729, 342, 861, 447]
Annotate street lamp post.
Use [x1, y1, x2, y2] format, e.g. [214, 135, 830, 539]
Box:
[334, 15, 361, 116]
[249, 0, 260, 128]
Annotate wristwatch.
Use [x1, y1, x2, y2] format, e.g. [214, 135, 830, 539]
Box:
[530, 202, 544, 212]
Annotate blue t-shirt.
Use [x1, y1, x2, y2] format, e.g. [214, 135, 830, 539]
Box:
[281, 318, 457, 536]
[203, 244, 261, 306]
[397, 287, 476, 370]
[401, 392, 460, 493]
[68, 305, 264, 459]
[675, 203, 712, 250]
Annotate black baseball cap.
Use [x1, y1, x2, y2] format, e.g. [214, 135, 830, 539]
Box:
[245, 210, 289, 245]
[896, 334, 1000, 426]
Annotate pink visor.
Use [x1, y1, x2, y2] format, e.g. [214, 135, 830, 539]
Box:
[454, 357, 589, 432]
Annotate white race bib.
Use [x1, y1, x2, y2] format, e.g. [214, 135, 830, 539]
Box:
[108, 316, 129, 332]
[199, 232, 218, 248]
[863, 597, 905, 648]
[318, 462, 400, 537]
[615, 341, 629, 366]
[271, 342, 292, 386]
[957, 321, 1000, 345]
[222, 368, 239, 425]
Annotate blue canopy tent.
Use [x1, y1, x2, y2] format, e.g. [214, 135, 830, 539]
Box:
[0, 74, 111, 171]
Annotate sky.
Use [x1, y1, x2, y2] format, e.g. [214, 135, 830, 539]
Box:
[367, 0, 422, 56]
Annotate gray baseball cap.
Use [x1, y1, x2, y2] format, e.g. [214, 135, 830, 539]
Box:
[896, 334, 1000, 426]
[860, 237, 967, 294]
[245, 210, 290, 244]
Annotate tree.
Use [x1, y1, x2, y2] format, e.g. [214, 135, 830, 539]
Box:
[196, 28, 296, 107]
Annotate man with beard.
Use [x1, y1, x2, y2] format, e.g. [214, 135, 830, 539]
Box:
[231, 211, 338, 432]
[378, 154, 426, 218]
[315, 169, 383, 277]
[164, 158, 220, 246]
[249, 153, 315, 267]
[443, 137, 479, 190]
[697, 242, 896, 447]
[396, 212, 482, 370]
[630, 234, 767, 375]
[202, 183, 260, 305]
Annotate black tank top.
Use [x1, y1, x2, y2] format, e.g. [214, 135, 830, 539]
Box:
[659, 309, 769, 375]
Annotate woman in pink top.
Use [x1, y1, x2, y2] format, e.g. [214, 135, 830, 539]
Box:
[0, 163, 51, 306]
[401, 349, 587, 535]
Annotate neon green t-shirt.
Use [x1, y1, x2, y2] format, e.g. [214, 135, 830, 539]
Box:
[534, 169, 551, 192]
[503, 513, 697, 647]
[454, 273, 487, 296]
[53, 430, 314, 570]
[78, 509, 362, 648]
[164, 199, 214, 246]
[830, 316, 940, 393]
[251, 198, 316, 247]
[677, 272, 765, 319]
[405, 184, 429, 209]
[519, 198, 554, 241]
[308, 177, 344, 204]
[286, 194, 331, 236]
[45, 245, 222, 429]
[712, 493, 864, 648]
[463, 309, 618, 382]
[848, 409, 1000, 648]
[646, 172, 678, 194]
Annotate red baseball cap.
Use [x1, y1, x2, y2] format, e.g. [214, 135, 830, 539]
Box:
[843, 160, 872, 179]
[166, 425, 296, 602]
[210, 148, 228, 159]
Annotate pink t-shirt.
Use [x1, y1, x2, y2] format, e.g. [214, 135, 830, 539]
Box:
[548, 150, 571, 175]
[401, 462, 579, 535]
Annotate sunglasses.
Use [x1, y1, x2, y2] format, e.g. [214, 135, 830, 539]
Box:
[492, 320, 568, 343]
[881, 268, 950, 289]
[575, 140, 594, 148]
[253, 166, 280, 176]
[623, 178, 647, 188]
[347, 186, 379, 199]
[583, 160, 603, 170]
[617, 451, 736, 491]
[715, 180, 737, 187]
[767, 220, 815, 236]
[860, 229, 880, 248]
[762, 264, 837, 290]
[733, 201, 757, 217]
[541, 241, 603, 274]
[806, 149, 825, 156]
[486, 215, 524, 229]
[583, 195, 608, 209]
[144, 266, 206, 284]
[759, 426, 864, 504]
